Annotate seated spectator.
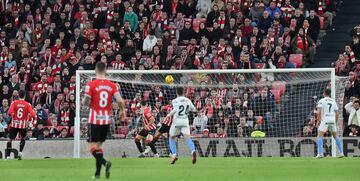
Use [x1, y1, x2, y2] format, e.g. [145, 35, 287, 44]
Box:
[0, 99, 10, 124]
[32, 123, 45, 139]
[291, 28, 315, 67]
[334, 54, 351, 76]
[41, 85, 56, 109]
[192, 111, 208, 134]
[58, 128, 69, 138]
[302, 115, 318, 137]
[196, 0, 212, 18]
[348, 125, 359, 137]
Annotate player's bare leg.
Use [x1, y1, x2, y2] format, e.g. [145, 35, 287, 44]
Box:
[169, 136, 178, 164]
[89, 142, 110, 179]
[135, 135, 145, 157]
[18, 138, 26, 160]
[184, 134, 196, 164]
[315, 131, 325, 158]
[331, 132, 344, 158]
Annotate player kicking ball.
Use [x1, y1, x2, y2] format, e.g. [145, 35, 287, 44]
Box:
[165, 87, 197, 164]
[83, 62, 125, 179]
[6, 90, 37, 160]
[315, 89, 344, 158]
[134, 101, 159, 157]
[144, 106, 173, 156]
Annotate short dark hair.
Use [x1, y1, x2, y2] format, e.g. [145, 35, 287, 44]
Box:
[140, 100, 148, 107]
[96, 61, 106, 74]
[354, 100, 360, 104]
[176, 87, 184, 96]
[324, 89, 331, 96]
[19, 90, 25, 99]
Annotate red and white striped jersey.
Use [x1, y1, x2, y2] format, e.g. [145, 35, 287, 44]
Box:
[111, 61, 126, 70]
[143, 107, 157, 130]
[8, 100, 36, 129]
[163, 116, 173, 127]
[85, 79, 119, 125]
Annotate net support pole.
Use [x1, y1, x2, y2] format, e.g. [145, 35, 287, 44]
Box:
[331, 68, 337, 157]
[74, 71, 81, 158]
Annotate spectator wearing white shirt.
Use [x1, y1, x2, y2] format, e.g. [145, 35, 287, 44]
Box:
[0, 113, 7, 138]
[192, 111, 208, 134]
[196, 0, 212, 18]
[142, 32, 157, 53]
[345, 98, 360, 130]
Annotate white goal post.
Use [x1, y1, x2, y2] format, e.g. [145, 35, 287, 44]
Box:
[74, 68, 340, 158]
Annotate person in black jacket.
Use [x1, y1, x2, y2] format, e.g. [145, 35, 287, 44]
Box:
[179, 21, 195, 44]
[306, 10, 320, 41]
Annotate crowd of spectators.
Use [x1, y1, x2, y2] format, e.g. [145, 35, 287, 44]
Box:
[328, 24, 360, 137]
[0, 0, 339, 140]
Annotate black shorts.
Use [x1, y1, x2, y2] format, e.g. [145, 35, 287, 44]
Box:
[9, 128, 27, 140]
[138, 129, 155, 137]
[87, 124, 110, 143]
[158, 124, 170, 134]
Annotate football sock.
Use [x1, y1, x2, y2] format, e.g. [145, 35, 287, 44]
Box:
[317, 137, 324, 156]
[20, 139, 25, 152]
[148, 142, 158, 154]
[91, 148, 106, 176]
[186, 138, 195, 153]
[135, 140, 144, 153]
[335, 137, 343, 154]
[6, 141, 12, 157]
[169, 138, 177, 156]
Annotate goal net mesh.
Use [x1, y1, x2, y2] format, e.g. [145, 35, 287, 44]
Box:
[76, 69, 343, 157]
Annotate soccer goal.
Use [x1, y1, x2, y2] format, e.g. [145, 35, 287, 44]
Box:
[74, 68, 345, 158]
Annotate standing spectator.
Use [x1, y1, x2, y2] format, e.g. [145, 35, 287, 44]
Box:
[306, 10, 320, 42]
[0, 99, 10, 124]
[344, 99, 360, 130]
[196, 0, 212, 18]
[123, 6, 139, 32]
[291, 28, 315, 67]
[250, 1, 264, 24]
[35, 103, 48, 126]
[57, 101, 75, 128]
[237, 117, 252, 137]
[41, 85, 56, 109]
[258, 11, 272, 35]
[0, 113, 7, 138]
[265, 1, 282, 19]
[192, 111, 208, 134]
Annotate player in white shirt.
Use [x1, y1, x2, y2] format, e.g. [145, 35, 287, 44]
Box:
[315, 89, 344, 158]
[165, 87, 197, 164]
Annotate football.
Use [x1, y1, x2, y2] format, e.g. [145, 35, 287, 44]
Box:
[165, 75, 174, 84]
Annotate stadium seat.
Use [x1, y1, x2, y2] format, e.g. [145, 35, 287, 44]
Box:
[117, 126, 129, 135]
[112, 134, 126, 139]
[69, 126, 74, 136]
[289, 54, 303, 68]
[272, 81, 286, 95]
[255, 63, 266, 69]
[319, 16, 324, 29]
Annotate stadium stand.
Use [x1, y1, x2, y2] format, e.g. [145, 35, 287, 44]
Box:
[0, 0, 345, 139]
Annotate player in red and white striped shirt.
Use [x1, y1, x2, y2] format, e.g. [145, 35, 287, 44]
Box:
[6, 90, 37, 160]
[82, 62, 125, 179]
[144, 105, 173, 156]
[134, 100, 158, 157]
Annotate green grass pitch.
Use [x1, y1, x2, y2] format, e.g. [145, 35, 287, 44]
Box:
[0, 157, 359, 181]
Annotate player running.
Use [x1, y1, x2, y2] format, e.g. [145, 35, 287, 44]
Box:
[134, 101, 158, 157]
[165, 87, 197, 164]
[6, 90, 37, 160]
[315, 89, 344, 158]
[82, 62, 125, 179]
[144, 105, 173, 156]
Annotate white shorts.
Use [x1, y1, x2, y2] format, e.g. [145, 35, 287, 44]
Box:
[318, 121, 337, 133]
[169, 124, 191, 137]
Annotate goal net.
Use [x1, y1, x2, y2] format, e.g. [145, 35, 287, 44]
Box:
[75, 68, 344, 158]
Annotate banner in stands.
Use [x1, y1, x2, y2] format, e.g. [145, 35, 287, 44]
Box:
[1, 138, 360, 159]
